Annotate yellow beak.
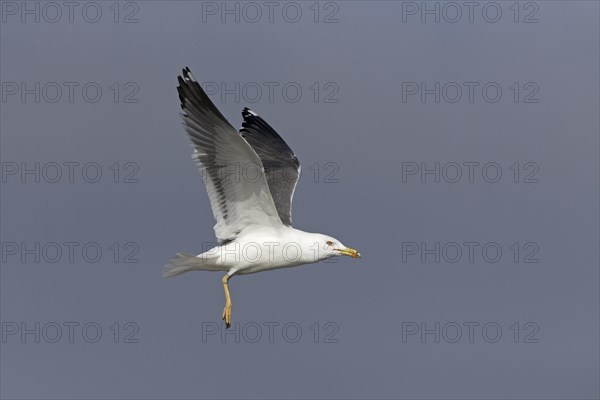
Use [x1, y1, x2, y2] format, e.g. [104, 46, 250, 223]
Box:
[335, 247, 362, 259]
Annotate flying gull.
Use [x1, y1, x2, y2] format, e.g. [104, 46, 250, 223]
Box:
[164, 67, 361, 328]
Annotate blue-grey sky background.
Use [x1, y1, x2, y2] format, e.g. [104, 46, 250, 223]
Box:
[1, 1, 599, 399]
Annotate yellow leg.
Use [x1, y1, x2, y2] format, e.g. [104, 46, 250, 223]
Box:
[221, 275, 232, 329]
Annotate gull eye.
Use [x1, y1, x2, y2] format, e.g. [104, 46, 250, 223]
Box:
[326, 241, 334, 246]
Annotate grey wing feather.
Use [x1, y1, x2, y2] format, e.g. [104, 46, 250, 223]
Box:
[177, 68, 283, 243]
[239, 108, 300, 226]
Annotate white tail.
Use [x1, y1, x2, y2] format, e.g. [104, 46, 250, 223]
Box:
[163, 252, 224, 278]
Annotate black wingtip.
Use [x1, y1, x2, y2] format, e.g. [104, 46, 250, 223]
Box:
[180, 67, 195, 84]
[242, 107, 258, 118]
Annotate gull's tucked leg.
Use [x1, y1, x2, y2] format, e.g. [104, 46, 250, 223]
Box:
[221, 274, 232, 329]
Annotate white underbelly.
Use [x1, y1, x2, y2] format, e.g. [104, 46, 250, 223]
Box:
[208, 234, 321, 274]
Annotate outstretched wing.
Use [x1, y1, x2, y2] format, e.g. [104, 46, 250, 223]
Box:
[177, 68, 283, 243]
[239, 108, 301, 226]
